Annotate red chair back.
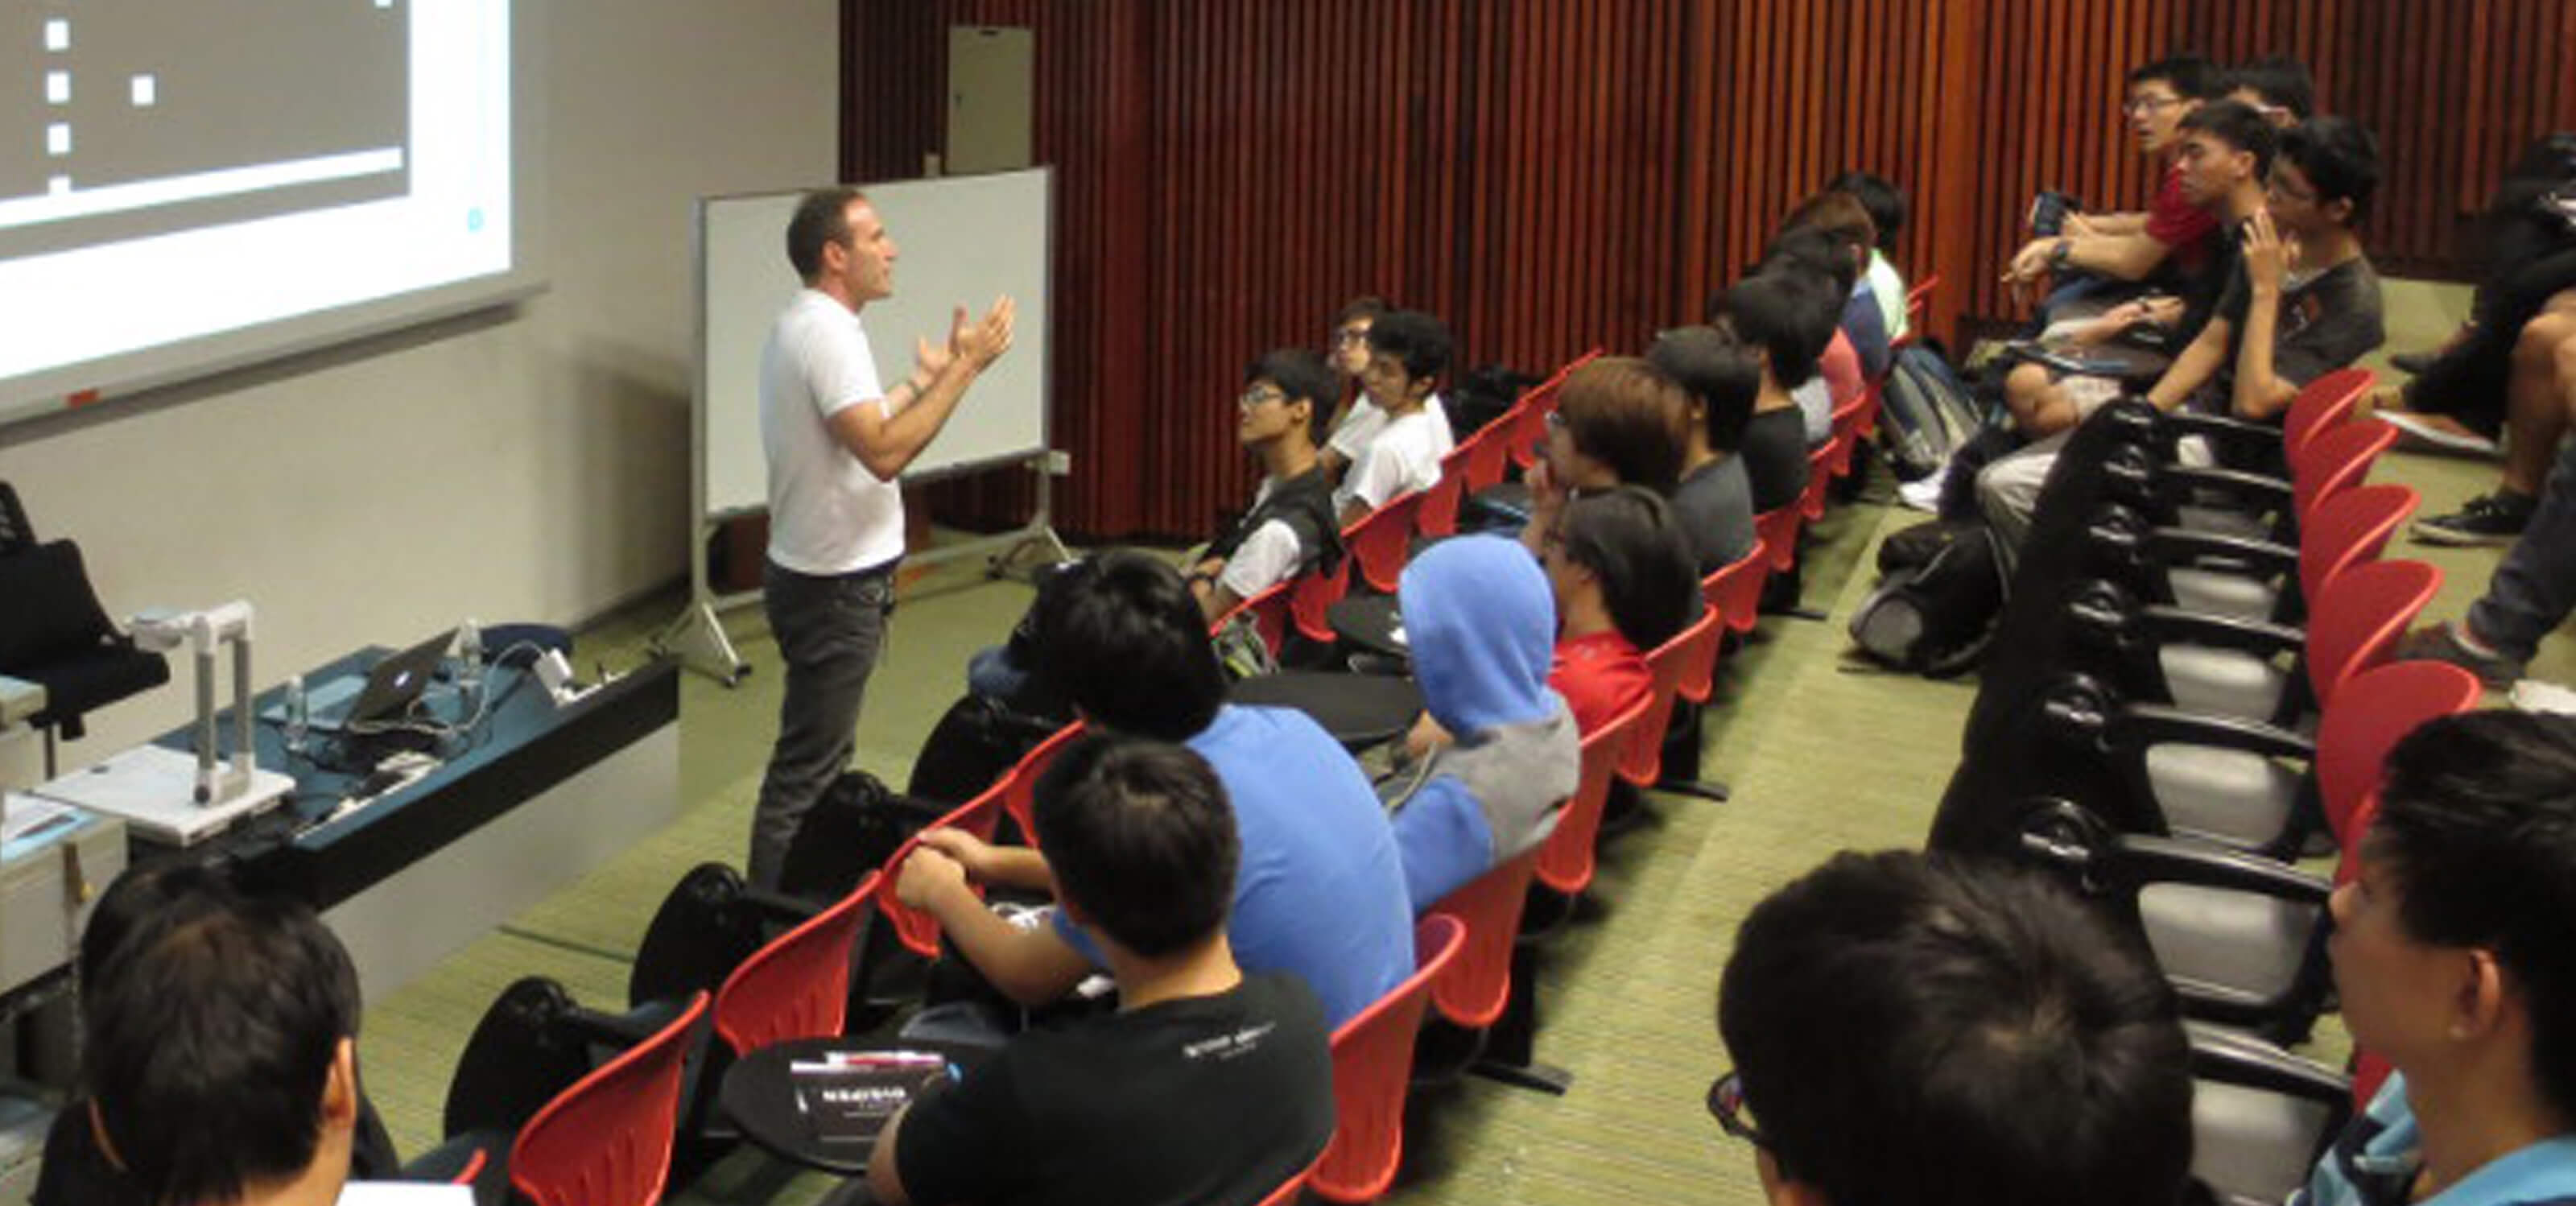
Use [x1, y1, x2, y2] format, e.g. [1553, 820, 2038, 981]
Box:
[1212, 579, 1294, 659]
[876, 784, 1008, 958]
[1423, 847, 1542, 1030]
[1703, 541, 1769, 638]
[1290, 556, 1350, 643]
[1463, 419, 1516, 490]
[2282, 366, 2374, 464]
[1618, 608, 1719, 785]
[1538, 696, 1652, 897]
[1825, 390, 1872, 480]
[2290, 419, 2396, 522]
[2314, 661, 2482, 854]
[1797, 440, 1836, 522]
[1416, 438, 1479, 537]
[1313, 915, 1468, 1204]
[1348, 491, 1426, 594]
[2296, 484, 2418, 606]
[1668, 605, 1726, 706]
[508, 992, 708, 1206]
[1506, 349, 1604, 469]
[2303, 559, 2442, 711]
[712, 875, 879, 1055]
[1257, 1159, 1322, 1206]
[1753, 506, 1802, 575]
[999, 721, 1088, 845]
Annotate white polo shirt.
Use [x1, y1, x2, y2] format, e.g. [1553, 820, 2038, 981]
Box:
[761, 288, 904, 576]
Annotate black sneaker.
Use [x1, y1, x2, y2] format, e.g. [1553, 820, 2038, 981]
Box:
[2393, 622, 2520, 689]
[2413, 491, 2536, 547]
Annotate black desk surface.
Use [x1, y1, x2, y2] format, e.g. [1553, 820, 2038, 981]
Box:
[720, 1037, 992, 1176]
[1229, 671, 1421, 751]
[1326, 596, 1408, 661]
[143, 648, 678, 910]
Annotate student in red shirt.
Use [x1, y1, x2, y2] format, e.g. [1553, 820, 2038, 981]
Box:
[1539, 486, 1699, 734]
[2004, 55, 2227, 324]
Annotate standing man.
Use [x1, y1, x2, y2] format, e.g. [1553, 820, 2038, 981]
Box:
[753, 186, 1016, 888]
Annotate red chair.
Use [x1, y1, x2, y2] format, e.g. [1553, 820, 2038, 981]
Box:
[1415, 437, 1480, 538]
[1212, 579, 1294, 658]
[1752, 506, 1802, 576]
[2283, 367, 2373, 465]
[1289, 560, 1344, 643]
[1463, 419, 1517, 491]
[876, 782, 1009, 958]
[2303, 560, 2443, 716]
[1505, 349, 1604, 470]
[1617, 607, 1723, 789]
[712, 875, 879, 1056]
[1347, 491, 1426, 595]
[1824, 387, 1873, 481]
[1424, 847, 1542, 1034]
[1703, 541, 1769, 640]
[2321, 662, 2483, 865]
[998, 721, 1088, 846]
[2290, 419, 2396, 523]
[1313, 915, 1468, 1204]
[1257, 1159, 1322, 1206]
[507, 992, 709, 1206]
[1536, 696, 1653, 899]
[2158, 482, 2417, 624]
[1796, 438, 1837, 522]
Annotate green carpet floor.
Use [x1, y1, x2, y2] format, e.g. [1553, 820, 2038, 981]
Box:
[353, 432, 2570, 1204]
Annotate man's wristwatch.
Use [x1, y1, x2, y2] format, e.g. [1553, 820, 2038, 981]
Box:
[2048, 238, 2074, 271]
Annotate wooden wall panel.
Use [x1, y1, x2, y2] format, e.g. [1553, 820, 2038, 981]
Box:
[842, 0, 2576, 540]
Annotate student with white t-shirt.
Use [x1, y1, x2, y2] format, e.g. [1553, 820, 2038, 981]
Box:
[750, 187, 1014, 889]
[1332, 308, 1456, 526]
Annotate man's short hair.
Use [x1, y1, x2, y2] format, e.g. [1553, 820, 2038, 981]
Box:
[2130, 52, 2223, 101]
[1781, 192, 1877, 273]
[2375, 710, 2576, 1122]
[786, 186, 867, 281]
[1558, 485, 1699, 653]
[1364, 309, 1454, 383]
[1030, 551, 1228, 741]
[1556, 357, 1690, 494]
[1718, 851, 2194, 1206]
[1247, 348, 1336, 444]
[1333, 295, 1391, 329]
[2278, 116, 2381, 222]
[1648, 325, 1761, 454]
[85, 888, 362, 1206]
[1764, 223, 1863, 297]
[2227, 56, 2316, 120]
[1827, 171, 1909, 251]
[2178, 99, 2281, 179]
[1033, 734, 1240, 958]
[1707, 274, 1825, 390]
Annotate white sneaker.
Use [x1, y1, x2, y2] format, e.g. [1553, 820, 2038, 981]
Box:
[2511, 679, 2576, 716]
[1897, 468, 1948, 512]
[2380, 411, 2501, 458]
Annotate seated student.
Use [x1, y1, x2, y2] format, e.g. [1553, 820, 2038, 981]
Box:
[1382, 536, 1581, 911]
[1830, 169, 1914, 342]
[899, 550, 1413, 1028]
[1517, 356, 1692, 560]
[2296, 711, 2576, 1206]
[1980, 113, 2380, 562]
[2227, 55, 2316, 128]
[1542, 486, 1699, 734]
[76, 869, 385, 1206]
[1783, 190, 1894, 381]
[1707, 275, 1821, 514]
[1188, 348, 1344, 620]
[1715, 850, 2194, 1206]
[1759, 227, 1872, 445]
[2005, 54, 2227, 314]
[1648, 324, 1762, 573]
[873, 736, 1335, 1206]
[1319, 295, 1391, 477]
[37, 863, 402, 1206]
[1331, 308, 1456, 524]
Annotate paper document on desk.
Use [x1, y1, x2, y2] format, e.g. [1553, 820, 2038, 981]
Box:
[336, 1183, 473, 1204]
[2, 792, 79, 846]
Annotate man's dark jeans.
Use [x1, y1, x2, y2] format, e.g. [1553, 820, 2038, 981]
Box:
[2468, 436, 2576, 665]
[751, 558, 895, 889]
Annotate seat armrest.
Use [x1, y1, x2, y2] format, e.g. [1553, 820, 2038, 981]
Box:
[2143, 528, 2299, 577]
[2103, 705, 2315, 762]
[2187, 1022, 2353, 1105]
[2112, 834, 2330, 901]
[2154, 465, 2293, 510]
[2160, 411, 2285, 464]
[2133, 606, 2306, 658]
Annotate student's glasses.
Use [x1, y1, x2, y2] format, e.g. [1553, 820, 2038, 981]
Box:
[1238, 386, 1287, 411]
[1333, 326, 1371, 347]
[2121, 95, 2184, 116]
[1706, 1071, 1770, 1149]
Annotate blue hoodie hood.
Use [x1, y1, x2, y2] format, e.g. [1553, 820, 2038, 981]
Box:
[1398, 535, 1561, 735]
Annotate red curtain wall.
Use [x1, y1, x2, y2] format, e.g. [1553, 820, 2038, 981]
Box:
[841, 0, 2576, 541]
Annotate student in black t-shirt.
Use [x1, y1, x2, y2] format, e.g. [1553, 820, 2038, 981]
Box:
[1189, 348, 1344, 622]
[1647, 324, 1761, 573]
[1705, 274, 1819, 514]
[872, 736, 1335, 1206]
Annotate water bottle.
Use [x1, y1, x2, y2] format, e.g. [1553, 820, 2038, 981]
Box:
[282, 673, 309, 758]
[456, 619, 484, 712]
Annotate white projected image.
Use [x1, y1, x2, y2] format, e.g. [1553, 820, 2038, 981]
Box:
[0, 0, 518, 418]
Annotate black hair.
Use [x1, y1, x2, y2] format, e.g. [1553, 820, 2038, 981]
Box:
[2129, 53, 2223, 101]
[1364, 309, 1454, 384]
[1333, 295, 1391, 328]
[1030, 550, 1228, 741]
[80, 860, 238, 988]
[1247, 347, 1336, 444]
[2178, 99, 2281, 180]
[1763, 224, 1862, 297]
[1827, 171, 1909, 251]
[2277, 116, 2381, 223]
[1555, 357, 1690, 494]
[1647, 325, 1761, 454]
[1707, 274, 1825, 390]
[2227, 56, 2316, 121]
[1558, 485, 1699, 651]
[85, 890, 362, 1206]
[1718, 851, 2194, 1206]
[1032, 735, 1239, 958]
[2375, 711, 2576, 1122]
[786, 186, 866, 280]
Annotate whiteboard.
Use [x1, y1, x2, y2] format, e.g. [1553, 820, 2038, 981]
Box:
[696, 169, 1051, 518]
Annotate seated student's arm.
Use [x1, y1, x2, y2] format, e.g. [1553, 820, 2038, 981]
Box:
[2007, 232, 2173, 287]
[897, 848, 1092, 1007]
[2229, 215, 2299, 422]
[918, 828, 1054, 894]
[2072, 210, 2148, 237]
[2145, 314, 2235, 412]
[1203, 521, 1303, 621]
[827, 299, 1016, 481]
[1516, 459, 1564, 560]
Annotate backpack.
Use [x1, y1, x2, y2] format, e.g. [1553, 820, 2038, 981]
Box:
[1847, 518, 2008, 677]
[1447, 363, 1543, 438]
[1876, 341, 1992, 481]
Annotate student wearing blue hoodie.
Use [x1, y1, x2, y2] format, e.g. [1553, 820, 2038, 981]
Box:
[1384, 535, 1583, 912]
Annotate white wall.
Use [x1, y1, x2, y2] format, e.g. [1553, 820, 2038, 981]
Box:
[0, 0, 838, 756]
